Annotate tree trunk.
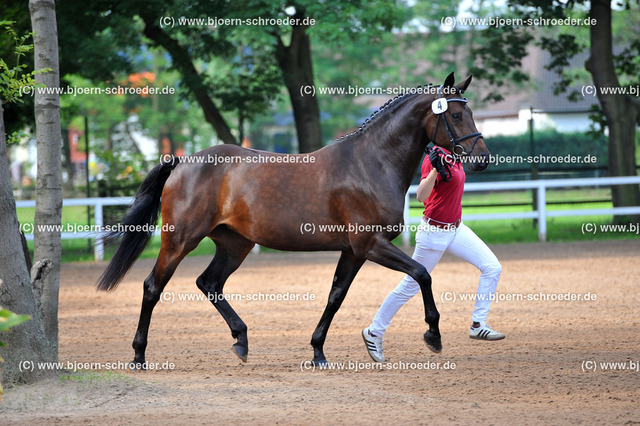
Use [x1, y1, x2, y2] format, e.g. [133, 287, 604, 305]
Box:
[106, 124, 114, 151]
[0, 104, 52, 386]
[124, 120, 143, 155]
[30, 0, 62, 359]
[274, 23, 323, 153]
[61, 125, 74, 193]
[586, 0, 640, 217]
[141, 19, 238, 146]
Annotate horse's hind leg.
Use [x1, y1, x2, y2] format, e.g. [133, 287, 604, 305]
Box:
[196, 228, 254, 361]
[310, 250, 365, 365]
[131, 238, 201, 369]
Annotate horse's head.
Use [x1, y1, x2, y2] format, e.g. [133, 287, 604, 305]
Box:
[423, 72, 490, 172]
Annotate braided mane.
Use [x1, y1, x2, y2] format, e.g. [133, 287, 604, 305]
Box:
[335, 83, 436, 141]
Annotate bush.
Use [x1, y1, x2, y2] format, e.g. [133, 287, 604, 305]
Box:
[466, 130, 609, 182]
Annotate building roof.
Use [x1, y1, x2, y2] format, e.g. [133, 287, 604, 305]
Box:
[465, 44, 597, 119]
[358, 42, 598, 120]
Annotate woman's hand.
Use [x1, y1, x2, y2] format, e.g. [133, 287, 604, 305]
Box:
[428, 148, 451, 182]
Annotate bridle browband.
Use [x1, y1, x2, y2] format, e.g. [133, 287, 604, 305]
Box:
[428, 85, 483, 158]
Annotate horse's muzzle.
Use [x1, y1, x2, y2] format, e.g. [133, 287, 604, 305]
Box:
[468, 152, 490, 172]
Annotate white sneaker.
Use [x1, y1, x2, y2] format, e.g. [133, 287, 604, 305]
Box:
[362, 327, 385, 362]
[469, 321, 505, 340]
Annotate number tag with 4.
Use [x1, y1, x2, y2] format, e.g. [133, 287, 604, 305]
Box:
[431, 98, 448, 114]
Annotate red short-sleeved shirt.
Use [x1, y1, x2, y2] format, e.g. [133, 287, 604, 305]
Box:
[421, 148, 465, 223]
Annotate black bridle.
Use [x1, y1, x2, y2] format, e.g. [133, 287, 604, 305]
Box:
[428, 86, 483, 158]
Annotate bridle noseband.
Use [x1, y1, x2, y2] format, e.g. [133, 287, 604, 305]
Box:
[429, 85, 483, 158]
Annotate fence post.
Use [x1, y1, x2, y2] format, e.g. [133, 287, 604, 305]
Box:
[537, 182, 547, 242]
[402, 192, 411, 247]
[94, 200, 104, 261]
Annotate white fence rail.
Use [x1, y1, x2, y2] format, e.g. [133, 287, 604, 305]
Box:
[403, 175, 640, 245]
[15, 176, 640, 260]
[16, 197, 134, 261]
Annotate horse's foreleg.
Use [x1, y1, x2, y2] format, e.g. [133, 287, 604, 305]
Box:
[365, 236, 441, 353]
[196, 235, 254, 361]
[310, 250, 366, 365]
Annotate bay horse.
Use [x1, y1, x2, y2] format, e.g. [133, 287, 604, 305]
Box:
[97, 72, 490, 367]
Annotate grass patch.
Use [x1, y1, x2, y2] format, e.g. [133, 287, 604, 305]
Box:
[59, 370, 132, 384]
[405, 187, 634, 244]
[16, 187, 635, 263]
[23, 233, 217, 263]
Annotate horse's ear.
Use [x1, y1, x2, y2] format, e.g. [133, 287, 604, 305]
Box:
[457, 75, 473, 93]
[443, 72, 455, 88]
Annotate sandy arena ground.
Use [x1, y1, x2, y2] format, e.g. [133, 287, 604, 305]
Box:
[1, 239, 639, 425]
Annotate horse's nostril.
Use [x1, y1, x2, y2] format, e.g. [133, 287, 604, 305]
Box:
[471, 153, 490, 172]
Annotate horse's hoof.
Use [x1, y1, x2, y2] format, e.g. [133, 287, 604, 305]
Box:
[423, 330, 442, 353]
[232, 343, 248, 362]
[312, 358, 328, 367]
[129, 360, 146, 371]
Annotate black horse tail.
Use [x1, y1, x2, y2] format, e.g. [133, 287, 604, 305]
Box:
[96, 161, 176, 291]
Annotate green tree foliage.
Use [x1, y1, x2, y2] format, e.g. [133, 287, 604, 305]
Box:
[467, 0, 640, 213]
[0, 8, 35, 138]
[0, 309, 30, 337]
[53, 0, 409, 152]
[133, 48, 218, 154]
[0, 20, 50, 144]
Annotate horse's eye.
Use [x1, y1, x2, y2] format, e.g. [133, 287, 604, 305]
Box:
[452, 113, 462, 120]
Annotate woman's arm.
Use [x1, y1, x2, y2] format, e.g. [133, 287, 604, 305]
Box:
[416, 168, 438, 203]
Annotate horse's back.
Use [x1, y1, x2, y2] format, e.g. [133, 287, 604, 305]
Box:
[159, 143, 353, 250]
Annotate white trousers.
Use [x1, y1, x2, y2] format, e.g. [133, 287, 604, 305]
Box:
[370, 219, 502, 337]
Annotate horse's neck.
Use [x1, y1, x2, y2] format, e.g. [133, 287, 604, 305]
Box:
[359, 99, 429, 191]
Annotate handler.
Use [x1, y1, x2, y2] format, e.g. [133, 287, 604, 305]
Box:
[363, 147, 505, 363]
